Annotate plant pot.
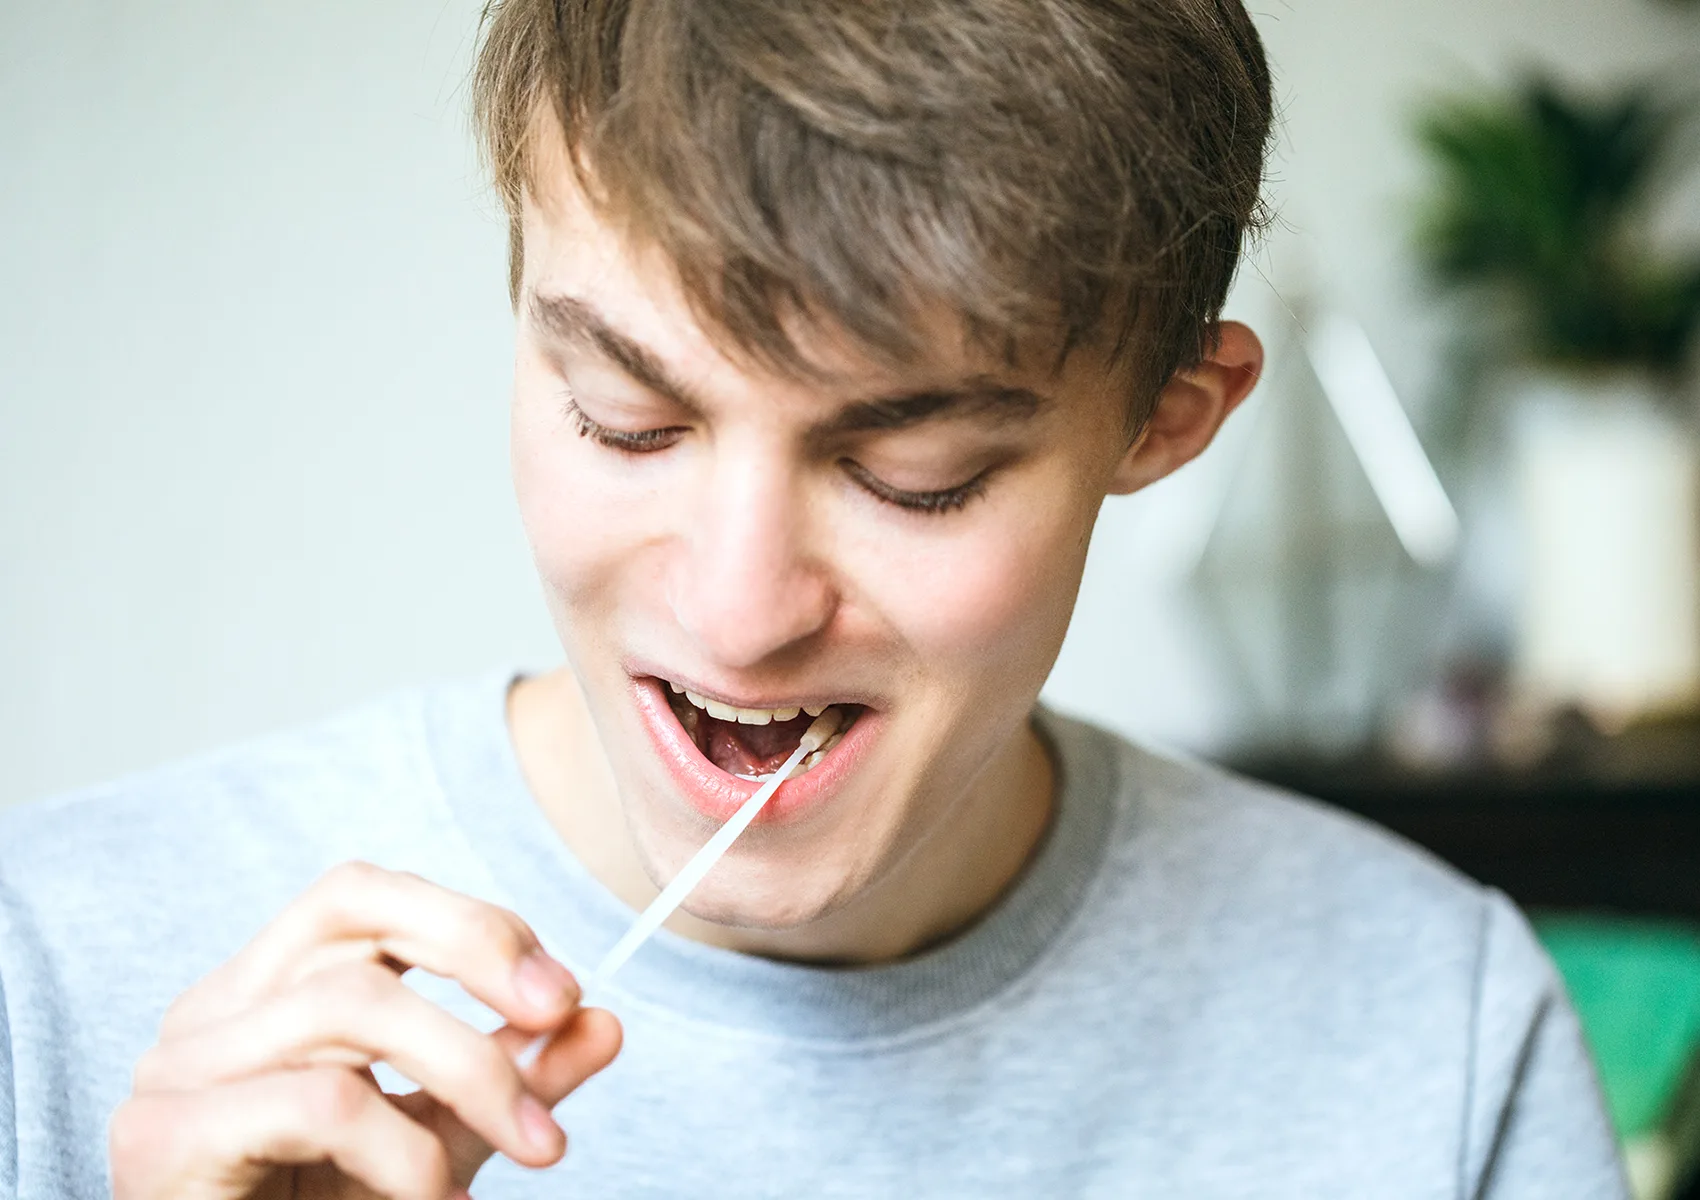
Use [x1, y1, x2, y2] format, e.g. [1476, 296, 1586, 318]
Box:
[1504, 370, 1700, 727]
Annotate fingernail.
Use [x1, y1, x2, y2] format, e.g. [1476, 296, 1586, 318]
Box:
[515, 1091, 561, 1153]
[513, 951, 575, 1013]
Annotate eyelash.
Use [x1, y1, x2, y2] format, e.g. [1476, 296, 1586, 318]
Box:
[841, 461, 991, 514]
[564, 394, 683, 453]
[562, 393, 990, 515]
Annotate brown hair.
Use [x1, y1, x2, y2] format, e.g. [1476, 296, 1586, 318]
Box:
[474, 0, 1272, 428]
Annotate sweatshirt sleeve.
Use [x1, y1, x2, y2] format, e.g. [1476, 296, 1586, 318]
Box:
[1, 951, 16, 1200]
[1465, 891, 1629, 1200]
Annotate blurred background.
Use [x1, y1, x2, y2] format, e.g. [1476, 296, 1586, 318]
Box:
[2, 0, 1698, 1193]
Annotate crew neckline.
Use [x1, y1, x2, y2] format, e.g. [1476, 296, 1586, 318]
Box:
[423, 667, 1120, 1042]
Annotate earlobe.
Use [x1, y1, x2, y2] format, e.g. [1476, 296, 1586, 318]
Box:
[1108, 320, 1263, 495]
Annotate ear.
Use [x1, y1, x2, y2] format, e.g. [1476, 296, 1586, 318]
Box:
[1108, 321, 1263, 496]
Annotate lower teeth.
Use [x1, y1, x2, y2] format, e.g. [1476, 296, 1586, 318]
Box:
[664, 685, 858, 783]
[731, 727, 846, 783]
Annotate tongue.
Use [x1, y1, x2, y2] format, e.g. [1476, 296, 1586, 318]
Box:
[701, 711, 815, 777]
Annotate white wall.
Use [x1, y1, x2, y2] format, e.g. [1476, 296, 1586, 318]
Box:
[3, 0, 1696, 808]
[1, 0, 559, 809]
[1044, 0, 1700, 751]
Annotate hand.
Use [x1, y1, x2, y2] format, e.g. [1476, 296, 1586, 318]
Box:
[110, 860, 623, 1199]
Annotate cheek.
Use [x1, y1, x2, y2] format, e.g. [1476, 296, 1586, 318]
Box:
[851, 490, 1096, 689]
[510, 375, 653, 618]
[511, 393, 586, 576]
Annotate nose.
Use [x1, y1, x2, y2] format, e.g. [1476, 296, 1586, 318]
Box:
[667, 452, 837, 670]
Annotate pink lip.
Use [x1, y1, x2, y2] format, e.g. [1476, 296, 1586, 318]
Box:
[630, 676, 880, 824]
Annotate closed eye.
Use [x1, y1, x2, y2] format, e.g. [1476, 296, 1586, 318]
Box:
[564, 394, 685, 453]
[566, 389, 991, 514]
[841, 459, 993, 514]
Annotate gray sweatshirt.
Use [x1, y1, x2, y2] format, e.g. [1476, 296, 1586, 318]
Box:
[0, 668, 1627, 1198]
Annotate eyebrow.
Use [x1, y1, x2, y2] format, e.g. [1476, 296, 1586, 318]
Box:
[824, 384, 1045, 434]
[527, 291, 1048, 435]
[529, 292, 697, 413]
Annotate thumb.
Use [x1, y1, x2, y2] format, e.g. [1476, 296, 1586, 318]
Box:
[392, 1007, 624, 1189]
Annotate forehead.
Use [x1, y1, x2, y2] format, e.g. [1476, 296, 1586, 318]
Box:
[519, 189, 980, 398]
[515, 131, 1128, 408]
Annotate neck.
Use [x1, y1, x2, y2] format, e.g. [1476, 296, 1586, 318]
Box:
[507, 668, 1054, 966]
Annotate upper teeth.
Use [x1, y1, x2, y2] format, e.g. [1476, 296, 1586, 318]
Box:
[673, 684, 823, 726]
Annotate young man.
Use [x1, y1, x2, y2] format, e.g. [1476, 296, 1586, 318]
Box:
[0, 0, 1626, 1197]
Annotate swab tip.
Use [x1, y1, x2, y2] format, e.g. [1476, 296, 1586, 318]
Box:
[799, 707, 844, 754]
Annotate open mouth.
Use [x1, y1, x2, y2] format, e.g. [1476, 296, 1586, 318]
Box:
[663, 682, 862, 783]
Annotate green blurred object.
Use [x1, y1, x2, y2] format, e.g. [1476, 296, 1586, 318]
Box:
[1412, 74, 1700, 379]
[1534, 913, 1700, 1139]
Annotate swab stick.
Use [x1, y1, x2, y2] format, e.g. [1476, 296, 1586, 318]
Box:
[516, 708, 842, 1068]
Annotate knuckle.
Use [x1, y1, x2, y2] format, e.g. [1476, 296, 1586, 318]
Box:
[296, 1067, 373, 1129]
[320, 858, 384, 896]
[452, 902, 530, 963]
[311, 860, 405, 935]
[326, 958, 401, 1007]
[107, 1096, 156, 1169]
[155, 987, 207, 1041]
[454, 1032, 522, 1102]
[129, 1044, 172, 1094]
[158, 992, 189, 1030]
[108, 1093, 189, 1193]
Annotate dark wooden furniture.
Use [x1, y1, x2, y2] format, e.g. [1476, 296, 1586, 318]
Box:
[1228, 721, 1700, 920]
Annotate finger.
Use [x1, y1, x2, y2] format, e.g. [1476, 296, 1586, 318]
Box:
[394, 1008, 623, 1188]
[137, 961, 566, 1169]
[162, 861, 577, 1037]
[523, 1007, 624, 1106]
[110, 1068, 457, 1200]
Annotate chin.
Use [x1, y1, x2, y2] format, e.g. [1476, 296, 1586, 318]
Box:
[678, 888, 835, 932]
[630, 816, 876, 933]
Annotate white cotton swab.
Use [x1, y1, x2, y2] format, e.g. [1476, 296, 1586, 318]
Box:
[588, 733, 813, 983]
[515, 708, 842, 1069]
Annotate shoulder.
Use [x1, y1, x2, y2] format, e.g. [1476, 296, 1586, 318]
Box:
[1042, 710, 1514, 1032]
[0, 675, 492, 982]
[1036, 713, 1625, 1194]
[1047, 709, 1490, 932]
[4, 684, 424, 894]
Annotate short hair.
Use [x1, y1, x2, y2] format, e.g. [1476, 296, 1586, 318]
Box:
[473, 0, 1272, 428]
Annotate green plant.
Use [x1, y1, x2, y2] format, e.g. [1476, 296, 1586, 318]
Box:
[1414, 74, 1700, 377]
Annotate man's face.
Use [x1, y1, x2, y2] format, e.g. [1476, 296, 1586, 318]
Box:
[510, 171, 1141, 932]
